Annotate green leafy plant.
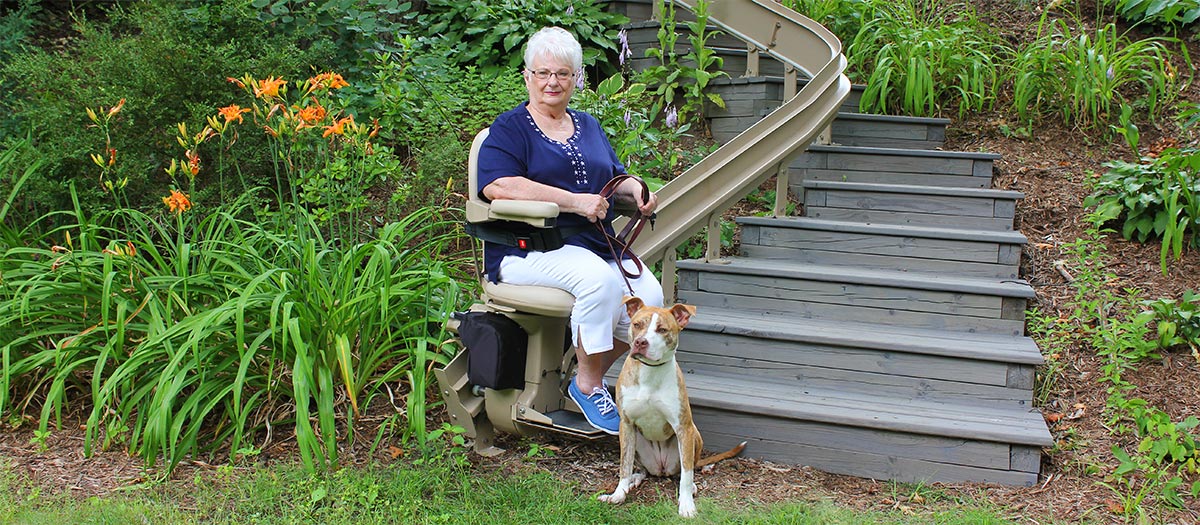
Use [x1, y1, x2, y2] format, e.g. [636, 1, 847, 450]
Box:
[414, 0, 627, 76]
[1054, 222, 1199, 515]
[1142, 290, 1200, 355]
[779, 0, 869, 44]
[1, 0, 338, 219]
[372, 47, 529, 145]
[0, 194, 466, 473]
[1084, 147, 1200, 273]
[636, 0, 727, 125]
[1009, 14, 1181, 129]
[847, 0, 1004, 117]
[573, 72, 696, 181]
[1104, 0, 1200, 27]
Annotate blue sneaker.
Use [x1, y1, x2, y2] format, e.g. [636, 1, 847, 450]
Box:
[568, 377, 620, 435]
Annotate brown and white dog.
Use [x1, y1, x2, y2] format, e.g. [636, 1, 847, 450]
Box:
[598, 297, 745, 518]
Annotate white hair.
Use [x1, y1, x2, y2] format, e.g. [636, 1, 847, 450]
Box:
[523, 26, 583, 72]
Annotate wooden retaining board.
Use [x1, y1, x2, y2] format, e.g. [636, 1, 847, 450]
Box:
[677, 351, 1033, 408]
[792, 167, 990, 189]
[682, 270, 1017, 320]
[805, 207, 1016, 231]
[679, 287, 1026, 336]
[805, 187, 1016, 219]
[696, 410, 1040, 486]
[739, 244, 1020, 279]
[684, 306, 1042, 366]
[794, 149, 995, 178]
[678, 369, 1051, 445]
[740, 224, 1015, 265]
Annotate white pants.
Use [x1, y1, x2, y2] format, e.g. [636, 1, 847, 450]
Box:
[499, 244, 665, 355]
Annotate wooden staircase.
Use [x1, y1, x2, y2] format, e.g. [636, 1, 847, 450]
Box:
[611, 1, 1050, 485]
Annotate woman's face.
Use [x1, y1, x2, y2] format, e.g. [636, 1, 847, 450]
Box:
[525, 53, 576, 112]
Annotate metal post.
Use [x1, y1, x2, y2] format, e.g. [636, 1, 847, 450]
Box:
[705, 212, 722, 262]
[774, 161, 790, 217]
[745, 44, 759, 77]
[784, 64, 797, 100]
[660, 248, 677, 303]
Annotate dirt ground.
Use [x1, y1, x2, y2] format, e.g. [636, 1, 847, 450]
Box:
[4, 1, 1200, 523]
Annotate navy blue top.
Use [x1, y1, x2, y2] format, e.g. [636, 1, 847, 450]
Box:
[477, 103, 628, 283]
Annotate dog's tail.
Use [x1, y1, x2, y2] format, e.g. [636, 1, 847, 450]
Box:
[697, 441, 746, 470]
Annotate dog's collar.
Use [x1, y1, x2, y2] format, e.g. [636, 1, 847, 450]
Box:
[631, 354, 670, 367]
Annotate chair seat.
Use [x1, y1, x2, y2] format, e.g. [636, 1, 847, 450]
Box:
[484, 281, 575, 317]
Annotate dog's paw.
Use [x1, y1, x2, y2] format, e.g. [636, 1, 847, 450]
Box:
[629, 472, 646, 488]
[598, 492, 626, 505]
[678, 500, 697, 518]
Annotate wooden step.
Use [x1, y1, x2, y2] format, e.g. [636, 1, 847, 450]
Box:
[802, 180, 1022, 231]
[706, 78, 943, 147]
[677, 306, 1040, 408]
[607, 361, 1049, 486]
[738, 216, 1024, 279]
[676, 258, 1033, 336]
[793, 145, 999, 189]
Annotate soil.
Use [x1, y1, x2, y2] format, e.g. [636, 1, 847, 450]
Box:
[4, 1, 1200, 523]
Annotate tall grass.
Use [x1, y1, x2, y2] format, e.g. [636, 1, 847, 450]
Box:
[847, 0, 1005, 117]
[0, 190, 467, 473]
[1010, 15, 1181, 129]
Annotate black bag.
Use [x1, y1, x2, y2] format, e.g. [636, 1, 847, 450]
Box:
[456, 311, 528, 390]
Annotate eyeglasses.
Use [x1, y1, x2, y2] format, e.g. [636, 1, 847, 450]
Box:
[527, 69, 575, 81]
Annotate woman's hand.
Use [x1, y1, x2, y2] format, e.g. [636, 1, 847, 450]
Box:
[618, 177, 657, 215]
[573, 193, 610, 222]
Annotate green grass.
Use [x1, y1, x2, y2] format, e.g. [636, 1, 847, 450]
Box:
[0, 453, 1061, 525]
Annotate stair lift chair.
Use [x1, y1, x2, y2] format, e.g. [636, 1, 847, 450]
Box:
[435, 128, 612, 456]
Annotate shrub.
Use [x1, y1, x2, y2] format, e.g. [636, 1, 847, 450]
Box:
[1084, 147, 1200, 273]
[1142, 290, 1200, 352]
[1009, 15, 1181, 129]
[0, 0, 41, 137]
[414, 0, 627, 76]
[372, 51, 529, 146]
[635, 0, 727, 125]
[0, 194, 466, 472]
[1103, 0, 1200, 27]
[1, 0, 338, 219]
[847, 0, 1005, 117]
[779, 0, 869, 44]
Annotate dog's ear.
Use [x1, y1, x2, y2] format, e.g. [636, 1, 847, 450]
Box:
[623, 296, 645, 319]
[669, 303, 697, 328]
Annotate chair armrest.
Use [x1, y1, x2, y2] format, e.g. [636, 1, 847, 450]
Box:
[465, 199, 560, 228]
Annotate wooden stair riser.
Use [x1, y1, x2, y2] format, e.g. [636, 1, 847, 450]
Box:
[677, 331, 1035, 408]
[678, 271, 1028, 336]
[803, 187, 1017, 230]
[740, 224, 1023, 276]
[696, 407, 1041, 486]
[792, 149, 996, 191]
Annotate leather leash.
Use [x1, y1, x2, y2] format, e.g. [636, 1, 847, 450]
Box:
[596, 174, 654, 294]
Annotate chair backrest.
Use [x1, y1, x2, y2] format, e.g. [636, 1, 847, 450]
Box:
[467, 128, 490, 207]
[464, 128, 559, 226]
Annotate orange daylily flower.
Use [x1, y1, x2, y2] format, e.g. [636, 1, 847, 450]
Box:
[323, 115, 354, 138]
[102, 241, 137, 258]
[254, 76, 287, 99]
[108, 98, 126, 117]
[309, 72, 349, 90]
[295, 103, 327, 127]
[162, 189, 193, 215]
[218, 104, 251, 125]
[185, 150, 201, 177]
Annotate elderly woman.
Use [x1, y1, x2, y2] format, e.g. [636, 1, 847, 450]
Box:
[476, 26, 663, 435]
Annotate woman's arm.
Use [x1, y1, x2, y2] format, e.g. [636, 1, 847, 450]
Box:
[616, 176, 658, 215]
[483, 176, 611, 223]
